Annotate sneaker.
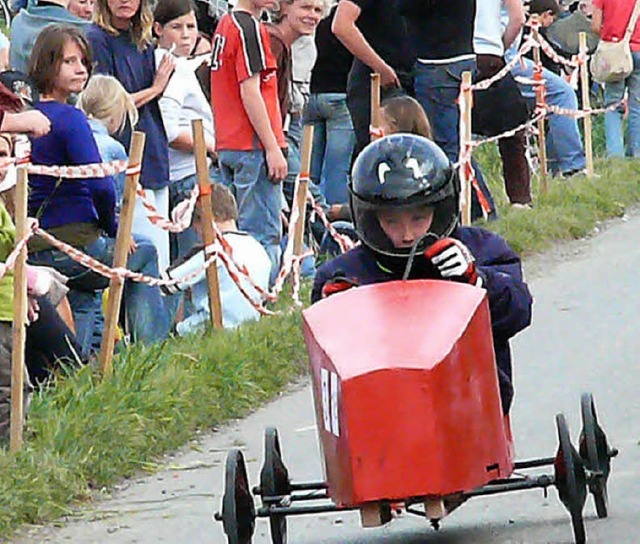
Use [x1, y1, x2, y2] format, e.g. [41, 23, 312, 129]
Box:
[510, 202, 532, 210]
[560, 168, 588, 178]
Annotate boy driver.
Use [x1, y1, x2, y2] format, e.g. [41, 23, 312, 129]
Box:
[311, 134, 533, 414]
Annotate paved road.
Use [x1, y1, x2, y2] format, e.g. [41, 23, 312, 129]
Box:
[14, 214, 640, 544]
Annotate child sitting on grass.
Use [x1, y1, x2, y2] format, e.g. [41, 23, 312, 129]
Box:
[161, 183, 271, 334]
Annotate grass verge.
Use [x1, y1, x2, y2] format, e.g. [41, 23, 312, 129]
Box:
[476, 149, 640, 255]
[1, 152, 640, 538]
[0, 310, 308, 536]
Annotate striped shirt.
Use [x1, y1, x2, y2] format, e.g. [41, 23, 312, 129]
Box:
[210, 10, 285, 151]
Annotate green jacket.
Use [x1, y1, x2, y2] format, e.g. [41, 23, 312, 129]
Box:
[0, 202, 15, 323]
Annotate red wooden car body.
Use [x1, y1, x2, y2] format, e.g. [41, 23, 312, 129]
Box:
[302, 280, 513, 507]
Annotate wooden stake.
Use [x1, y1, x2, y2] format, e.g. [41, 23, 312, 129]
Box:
[293, 124, 314, 258]
[579, 32, 594, 178]
[192, 119, 223, 330]
[460, 71, 473, 226]
[98, 132, 145, 376]
[9, 166, 28, 452]
[370, 73, 382, 141]
[532, 19, 549, 193]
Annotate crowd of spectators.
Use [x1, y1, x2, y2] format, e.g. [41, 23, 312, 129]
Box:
[0, 0, 637, 441]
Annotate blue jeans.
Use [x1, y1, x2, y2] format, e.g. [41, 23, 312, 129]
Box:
[603, 52, 640, 158]
[303, 93, 355, 205]
[284, 115, 303, 199]
[29, 233, 172, 354]
[217, 149, 282, 277]
[169, 172, 200, 264]
[507, 54, 586, 173]
[413, 59, 496, 220]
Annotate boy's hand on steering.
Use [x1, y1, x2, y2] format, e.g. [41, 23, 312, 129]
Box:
[424, 237, 483, 287]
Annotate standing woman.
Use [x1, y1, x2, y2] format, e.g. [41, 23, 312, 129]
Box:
[87, 0, 175, 270]
[153, 0, 216, 263]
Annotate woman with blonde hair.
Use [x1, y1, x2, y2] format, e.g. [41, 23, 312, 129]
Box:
[87, 0, 176, 270]
[78, 74, 138, 209]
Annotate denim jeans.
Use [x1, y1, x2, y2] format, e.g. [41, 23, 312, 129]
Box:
[413, 59, 496, 220]
[284, 115, 303, 204]
[217, 149, 282, 277]
[29, 233, 172, 354]
[169, 172, 200, 264]
[133, 186, 170, 271]
[303, 93, 355, 205]
[507, 54, 586, 173]
[603, 52, 640, 158]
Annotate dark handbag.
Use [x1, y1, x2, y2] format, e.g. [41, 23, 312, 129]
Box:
[472, 72, 530, 138]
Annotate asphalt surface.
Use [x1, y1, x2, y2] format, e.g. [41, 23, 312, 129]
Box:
[12, 213, 640, 544]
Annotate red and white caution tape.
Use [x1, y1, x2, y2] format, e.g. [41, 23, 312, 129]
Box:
[137, 183, 199, 233]
[0, 219, 38, 281]
[534, 31, 582, 71]
[469, 111, 546, 149]
[34, 228, 218, 289]
[471, 35, 536, 92]
[26, 159, 130, 178]
[370, 125, 385, 139]
[546, 97, 627, 120]
[306, 193, 355, 253]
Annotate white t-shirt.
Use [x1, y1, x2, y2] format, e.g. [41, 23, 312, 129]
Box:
[291, 35, 317, 114]
[155, 49, 215, 182]
[474, 0, 506, 56]
[170, 231, 271, 334]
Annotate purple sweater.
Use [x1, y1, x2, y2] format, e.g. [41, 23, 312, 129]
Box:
[29, 101, 117, 237]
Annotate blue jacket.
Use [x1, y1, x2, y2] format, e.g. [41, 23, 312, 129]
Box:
[88, 119, 128, 212]
[10, 5, 89, 74]
[87, 25, 170, 191]
[312, 226, 533, 413]
[29, 102, 118, 237]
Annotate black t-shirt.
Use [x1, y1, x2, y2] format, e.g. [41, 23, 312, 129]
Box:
[399, 0, 475, 61]
[311, 5, 354, 93]
[349, 0, 415, 73]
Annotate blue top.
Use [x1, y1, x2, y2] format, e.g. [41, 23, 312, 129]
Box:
[87, 24, 169, 191]
[88, 118, 128, 212]
[10, 5, 89, 74]
[29, 101, 118, 237]
[312, 226, 533, 414]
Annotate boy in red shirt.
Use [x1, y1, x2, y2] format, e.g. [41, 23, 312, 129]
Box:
[211, 0, 288, 278]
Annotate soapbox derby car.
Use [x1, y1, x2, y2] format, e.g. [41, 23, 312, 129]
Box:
[215, 280, 617, 544]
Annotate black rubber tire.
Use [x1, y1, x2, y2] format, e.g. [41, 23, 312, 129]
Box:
[260, 427, 289, 544]
[555, 413, 587, 544]
[580, 393, 610, 519]
[222, 449, 256, 544]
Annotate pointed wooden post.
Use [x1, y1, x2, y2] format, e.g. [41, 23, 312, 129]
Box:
[192, 119, 223, 330]
[579, 32, 594, 178]
[292, 125, 314, 260]
[460, 71, 473, 226]
[371, 73, 382, 141]
[9, 166, 28, 452]
[99, 132, 145, 376]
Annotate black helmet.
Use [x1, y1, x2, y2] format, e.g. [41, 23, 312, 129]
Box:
[350, 134, 459, 260]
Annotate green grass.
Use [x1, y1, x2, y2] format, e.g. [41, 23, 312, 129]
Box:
[474, 147, 640, 255]
[1, 137, 640, 538]
[0, 310, 307, 535]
